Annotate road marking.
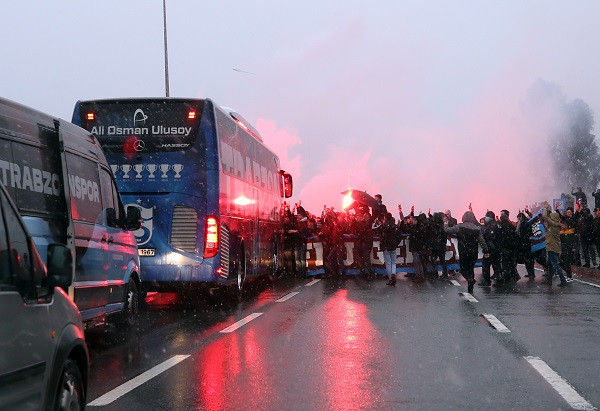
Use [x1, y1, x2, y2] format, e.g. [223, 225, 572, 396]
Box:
[450, 280, 461, 286]
[481, 314, 510, 333]
[220, 312, 263, 333]
[459, 292, 478, 302]
[574, 279, 600, 289]
[88, 355, 190, 406]
[524, 356, 596, 411]
[276, 291, 300, 302]
[305, 279, 321, 287]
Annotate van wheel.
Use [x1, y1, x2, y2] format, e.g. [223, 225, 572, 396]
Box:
[118, 277, 139, 327]
[55, 359, 85, 411]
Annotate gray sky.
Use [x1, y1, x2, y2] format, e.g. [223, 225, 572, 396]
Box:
[3, 1, 600, 217]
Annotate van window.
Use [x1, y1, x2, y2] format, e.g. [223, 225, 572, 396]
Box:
[100, 168, 122, 227]
[0, 204, 10, 287]
[0, 190, 32, 296]
[66, 153, 103, 224]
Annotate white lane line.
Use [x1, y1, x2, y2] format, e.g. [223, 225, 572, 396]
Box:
[220, 312, 263, 333]
[450, 280, 461, 287]
[459, 292, 478, 302]
[524, 356, 596, 411]
[481, 314, 511, 333]
[305, 279, 321, 287]
[275, 291, 300, 302]
[88, 355, 190, 406]
[574, 279, 600, 289]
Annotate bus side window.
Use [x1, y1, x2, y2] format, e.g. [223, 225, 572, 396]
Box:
[100, 168, 121, 228]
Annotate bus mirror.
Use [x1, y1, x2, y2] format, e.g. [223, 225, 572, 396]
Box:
[283, 173, 293, 198]
[126, 206, 142, 231]
[47, 244, 73, 288]
[106, 207, 117, 227]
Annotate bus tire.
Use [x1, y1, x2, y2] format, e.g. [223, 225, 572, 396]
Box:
[116, 277, 139, 328]
[230, 246, 246, 301]
[269, 241, 283, 282]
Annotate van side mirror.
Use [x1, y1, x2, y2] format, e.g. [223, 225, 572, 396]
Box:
[47, 244, 73, 288]
[126, 206, 142, 230]
[283, 172, 293, 198]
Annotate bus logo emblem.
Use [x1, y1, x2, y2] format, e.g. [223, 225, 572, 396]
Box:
[133, 139, 146, 151]
[134, 109, 148, 127]
[127, 201, 153, 245]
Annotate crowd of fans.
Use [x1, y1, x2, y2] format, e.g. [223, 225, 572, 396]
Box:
[280, 188, 600, 294]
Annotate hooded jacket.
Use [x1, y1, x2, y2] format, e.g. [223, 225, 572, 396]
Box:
[542, 208, 562, 254]
[444, 211, 488, 260]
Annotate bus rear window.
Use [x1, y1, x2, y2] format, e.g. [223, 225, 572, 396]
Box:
[80, 100, 203, 154]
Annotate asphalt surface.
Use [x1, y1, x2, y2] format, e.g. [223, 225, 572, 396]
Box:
[84, 267, 600, 410]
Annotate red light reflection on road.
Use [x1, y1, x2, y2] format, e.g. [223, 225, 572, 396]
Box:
[195, 326, 273, 410]
[320, 290, 381, 410]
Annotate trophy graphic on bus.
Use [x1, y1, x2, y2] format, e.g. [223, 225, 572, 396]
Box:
[121, 164, 132, 179]
[146, 164, 157, 179]
[110, 164, 119, 177]
[159, 164, 171, 178]
[134, 164, 144, 179]
[173, 164, 184, 179]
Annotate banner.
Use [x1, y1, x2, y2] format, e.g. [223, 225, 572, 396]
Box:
[528, 210, 546, 252]
[553, 198, 566, 212]
[305, 234, 485, 276]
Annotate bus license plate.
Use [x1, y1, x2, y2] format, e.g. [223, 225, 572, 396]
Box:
[138, 248, 155, 257]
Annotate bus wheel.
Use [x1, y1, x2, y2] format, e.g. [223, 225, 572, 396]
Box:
[117, 277, 139, 328]
[231, 247, 246, 301]
[269, 242, 283, 282]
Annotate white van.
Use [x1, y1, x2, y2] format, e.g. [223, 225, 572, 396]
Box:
[0, 97, 142, 327]
[0, 181, 88, 410]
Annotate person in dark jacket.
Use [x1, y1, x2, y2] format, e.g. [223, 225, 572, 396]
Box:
[516, 211, 535, 279]
[578, 207, 596, 267]
[496, 210, 519, 283]
[282, 209, 298, 275]
[479, 211, 499, 286]
[572, 187, 588, 208]
[379, 212, 401, 286]
[406, 212, 431, 283]
[431, 212, 449, 279]
[592, 189, 600, 211]
[356, 206, 375, 278]
[560, 207, 578, 281]
[444, 211, 488, 294]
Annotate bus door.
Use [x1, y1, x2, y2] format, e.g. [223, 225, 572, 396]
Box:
[252, 187, 259, 276]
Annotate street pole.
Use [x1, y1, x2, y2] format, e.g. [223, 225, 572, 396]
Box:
[163, 0, 170, 97]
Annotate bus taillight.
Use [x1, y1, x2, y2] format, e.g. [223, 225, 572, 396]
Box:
[204, 216, 219, 258]
[188, 110, 196, 120]
[86, 112, 95, 121]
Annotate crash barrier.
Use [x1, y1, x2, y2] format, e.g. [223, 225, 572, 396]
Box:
[305, 234, 484, 276]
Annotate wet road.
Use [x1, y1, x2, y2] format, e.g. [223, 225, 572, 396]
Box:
[84, 267, 600, 410]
